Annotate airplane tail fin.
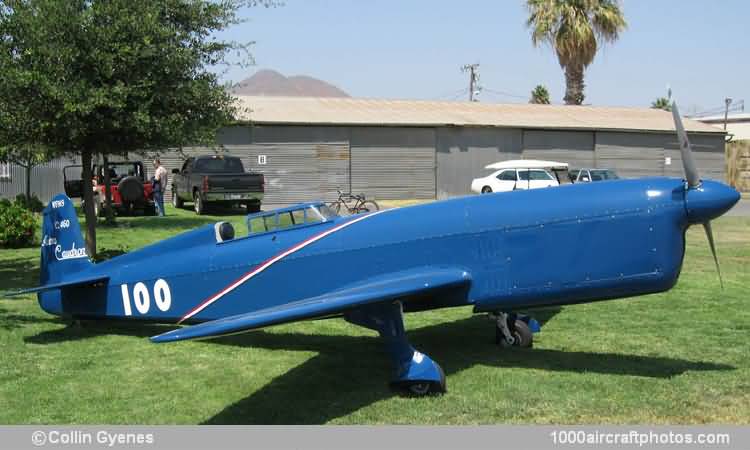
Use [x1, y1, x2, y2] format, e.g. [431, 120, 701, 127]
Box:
[40, 193, 93, 285]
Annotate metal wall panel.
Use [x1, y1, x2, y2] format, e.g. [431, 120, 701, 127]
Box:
[436, 127, 523, 198]
[595, 132, 665, 178]
[522, 130, 595, 169]
[350, 127, 436, 200]
[152, 142, 349, 206]
[596, 132, 726, 180]
[0, 156, 79, 203]
[662, 133, 726, 181]
[225, 143, 349, 205]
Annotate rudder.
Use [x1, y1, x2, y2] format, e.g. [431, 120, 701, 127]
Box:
[40, 193, 93, 285]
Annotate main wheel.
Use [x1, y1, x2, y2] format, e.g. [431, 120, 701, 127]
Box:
[172, 187, 183, 208]
[481, 186, 493, 194]
[356, 200, 380, 213]
[407, 382, 431, 396]
[193, 192, 204, 215]
[496, 319, 533, 348]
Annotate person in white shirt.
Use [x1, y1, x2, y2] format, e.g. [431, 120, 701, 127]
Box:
[152, 159, 168, 216]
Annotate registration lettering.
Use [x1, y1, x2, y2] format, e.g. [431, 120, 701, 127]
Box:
[51, 199, 65, 209]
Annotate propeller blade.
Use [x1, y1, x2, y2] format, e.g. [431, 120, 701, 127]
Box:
[671, 102, 701, 188]
[702, 221, 724, 289]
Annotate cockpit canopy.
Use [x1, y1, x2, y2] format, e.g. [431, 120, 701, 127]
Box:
[246, 202, 338, 236]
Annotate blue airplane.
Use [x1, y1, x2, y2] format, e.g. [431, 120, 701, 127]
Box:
[12, 104, 740, 395]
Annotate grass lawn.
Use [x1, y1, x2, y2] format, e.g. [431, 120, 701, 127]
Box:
[0, 205, 748, 424]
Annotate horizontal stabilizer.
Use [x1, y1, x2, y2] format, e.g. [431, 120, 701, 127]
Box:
[5, 274, 109, 298]
[151, 267, 471, 343]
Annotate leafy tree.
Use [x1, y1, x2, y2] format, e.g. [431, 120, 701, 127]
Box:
[530, 85, 551, 104]
[526, 0, 627, 105]
[0, 0, 272, 256]
[651, 97, 672, 111]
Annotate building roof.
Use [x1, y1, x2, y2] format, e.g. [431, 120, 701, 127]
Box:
[234, 96, 723, 134]
[694, 113, 750, 124]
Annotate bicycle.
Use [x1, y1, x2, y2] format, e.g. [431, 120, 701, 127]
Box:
[327, 189, 380, 215]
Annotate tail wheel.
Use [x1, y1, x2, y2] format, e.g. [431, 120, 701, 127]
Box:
[193, 192, 204, 215]
[481, 186, 492, 194]
[357, 200, 380, 213]
[172, 187, 183, 208]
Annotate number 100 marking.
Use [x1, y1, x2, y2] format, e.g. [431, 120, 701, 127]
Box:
[121, 279, 172, 316]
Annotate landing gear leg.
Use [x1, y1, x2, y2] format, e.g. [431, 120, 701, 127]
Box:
[491, 312, 533, 348]
[346, 301, 446, 396]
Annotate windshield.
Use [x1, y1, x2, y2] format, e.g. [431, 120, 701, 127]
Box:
[589, 170, 619, 181]
[105, 164, 140, 179]
[194, 157, 245, 173]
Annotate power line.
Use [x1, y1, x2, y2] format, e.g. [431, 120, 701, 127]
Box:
[690, 100, 744, 118]
[445, 88, 470, 101]
[482, 87, 528, 101]
[433, 87, 470, 101]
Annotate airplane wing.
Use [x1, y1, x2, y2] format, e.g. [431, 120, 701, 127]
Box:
[150, 267, 471, 343]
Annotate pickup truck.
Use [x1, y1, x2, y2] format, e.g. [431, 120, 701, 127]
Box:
[171, 155, 264, 215]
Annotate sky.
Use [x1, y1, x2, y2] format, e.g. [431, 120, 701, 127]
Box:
[214, 0, 749, 115]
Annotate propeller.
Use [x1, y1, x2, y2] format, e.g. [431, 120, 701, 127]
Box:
[671, 103, 701, 188]
[702, 221, 724, 288]
[671, 101, 723, 288]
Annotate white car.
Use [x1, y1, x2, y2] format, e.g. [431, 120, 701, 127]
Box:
[470, 160, 567, 194]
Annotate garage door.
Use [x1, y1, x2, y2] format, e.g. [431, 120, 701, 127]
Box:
[595, 132, 664, 178]
[436, 127, 523, 198]
[156, 143, 350, 206]
[522, 130, 595, 169]
[351, 127, 436, 200]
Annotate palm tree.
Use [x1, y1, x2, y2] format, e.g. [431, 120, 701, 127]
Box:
[651, 97, 672, 111]
[526, 0, 627, 105]
[530, 85, 551, 104]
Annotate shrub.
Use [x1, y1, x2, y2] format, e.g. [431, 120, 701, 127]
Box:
[14, 193, 45, 213]
[0, 201, 37, 248]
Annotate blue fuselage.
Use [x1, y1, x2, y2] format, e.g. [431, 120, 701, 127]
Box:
[39, 177, 736, 322]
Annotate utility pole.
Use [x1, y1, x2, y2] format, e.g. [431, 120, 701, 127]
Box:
[461, 63, 480, 102]
[723, 97, 732, 130]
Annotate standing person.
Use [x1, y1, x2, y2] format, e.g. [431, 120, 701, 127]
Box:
[152, 159, 168, 217]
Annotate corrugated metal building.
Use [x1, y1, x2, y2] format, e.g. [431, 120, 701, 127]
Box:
[0, 156, 79, 203]
[212, 96, 727, 203]
[1, 96, 727, 204]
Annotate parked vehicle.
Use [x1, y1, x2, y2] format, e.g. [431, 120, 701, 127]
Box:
[171, 155, 264, 215]
[569, 168, 620, 183]
[327, 189, 380, 215]
[63, 161, 156, 216]
[470, 160, 568, 194]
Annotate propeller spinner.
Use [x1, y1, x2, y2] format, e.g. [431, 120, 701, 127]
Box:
[671, 102, 739, 288]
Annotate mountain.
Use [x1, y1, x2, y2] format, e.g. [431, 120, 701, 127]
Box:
[231, 69, 350, 97]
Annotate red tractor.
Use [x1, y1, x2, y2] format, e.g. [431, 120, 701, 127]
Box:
[63, 161, 157, 216]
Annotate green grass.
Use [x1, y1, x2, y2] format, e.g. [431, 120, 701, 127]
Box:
[0, 206, 749, 424]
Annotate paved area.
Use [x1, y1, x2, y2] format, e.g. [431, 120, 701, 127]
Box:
[726, 198, 750, 217]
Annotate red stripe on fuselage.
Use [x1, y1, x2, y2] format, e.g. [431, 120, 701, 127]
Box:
[178, 211, 386, 323]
